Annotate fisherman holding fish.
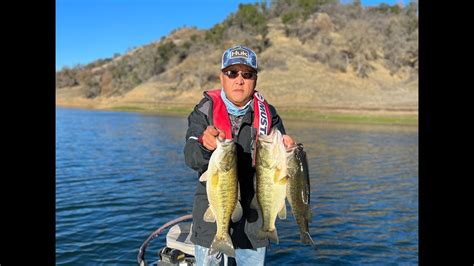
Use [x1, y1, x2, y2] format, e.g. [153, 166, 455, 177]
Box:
[184, 45, 296, 266]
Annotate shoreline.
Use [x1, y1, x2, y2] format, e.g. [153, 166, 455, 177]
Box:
[56, 102, 418, 126]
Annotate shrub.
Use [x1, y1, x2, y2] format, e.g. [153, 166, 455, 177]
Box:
[205, 23, 226, 46]
[233, 3, 268, 37]
[282, 10, 299, 25]
[157, 41, 177, 62]
[56, 66, 79, 88]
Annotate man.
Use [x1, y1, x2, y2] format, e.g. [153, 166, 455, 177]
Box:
[184, 45, 295, 265]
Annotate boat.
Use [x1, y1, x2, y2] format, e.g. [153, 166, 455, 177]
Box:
[137, 214, 196, 266]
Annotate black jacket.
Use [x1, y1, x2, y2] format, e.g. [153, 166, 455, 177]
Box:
[183, 94, 286, 249]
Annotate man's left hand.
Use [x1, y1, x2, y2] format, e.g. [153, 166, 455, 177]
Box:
[283, 135, 296, 149]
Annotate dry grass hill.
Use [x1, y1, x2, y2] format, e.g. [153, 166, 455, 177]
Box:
[56, 1, 418, 122]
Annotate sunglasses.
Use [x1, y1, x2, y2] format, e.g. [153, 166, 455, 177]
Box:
[223, 70, 257, 80]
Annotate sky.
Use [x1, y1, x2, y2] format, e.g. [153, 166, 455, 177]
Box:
[56, 0, 411, 71]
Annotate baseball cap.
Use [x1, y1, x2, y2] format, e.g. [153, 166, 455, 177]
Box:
[221, 45, 258, 72]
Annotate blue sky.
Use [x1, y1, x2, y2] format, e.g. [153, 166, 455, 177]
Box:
[56, 0, 410, 71]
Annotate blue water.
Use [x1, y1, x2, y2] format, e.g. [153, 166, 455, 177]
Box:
[56, 107, 418, 265]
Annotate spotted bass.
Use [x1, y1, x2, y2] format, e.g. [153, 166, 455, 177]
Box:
[199, 138, 242, 258]
[286, 143, 316, 248]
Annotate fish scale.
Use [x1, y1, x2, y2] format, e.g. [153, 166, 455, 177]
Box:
[201, 138, 242, 258]
[253, 128, 289, 244]
[286, 143, 316, 248]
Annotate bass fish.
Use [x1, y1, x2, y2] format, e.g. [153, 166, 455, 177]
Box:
[252, 128, 288, 244]
[286, 143, 316, 248]
[199, 138, 242, 257]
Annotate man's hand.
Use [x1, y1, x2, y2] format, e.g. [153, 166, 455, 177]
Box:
[201, 126, 226, 151]
[283, 134, 296, 149]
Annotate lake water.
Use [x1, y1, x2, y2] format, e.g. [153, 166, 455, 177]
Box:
[56, 107, 418, 265]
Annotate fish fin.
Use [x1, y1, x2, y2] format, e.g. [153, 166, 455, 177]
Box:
[203, 207, 216, 223]
[277, 175, 289, 185]
[276, 155, 290, 184]
[301, 231, 317, 249]
[199, 170, 208, 182]
[231, 201, 243, 223]
[273, 168, 281, 183]
[209, 232, 236, 258]
[273, 167, 289, 185]
[278, 202, 287, 220]
[210, 172, 219, 187]
[250, 195, 258, 210]
[248, 195, 259, 223]
[257, 228, 279, 244]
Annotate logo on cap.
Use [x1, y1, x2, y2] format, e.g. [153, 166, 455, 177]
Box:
[222, 45, 257, 70]
[230, 49, 249, 58]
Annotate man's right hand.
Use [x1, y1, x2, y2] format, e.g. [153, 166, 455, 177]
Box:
[201, 126, 226, 151]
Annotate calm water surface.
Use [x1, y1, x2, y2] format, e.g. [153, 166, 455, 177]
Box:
[56, 107, 418, 265]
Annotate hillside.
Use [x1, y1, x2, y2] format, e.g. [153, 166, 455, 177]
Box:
[56, 1, 418, 120]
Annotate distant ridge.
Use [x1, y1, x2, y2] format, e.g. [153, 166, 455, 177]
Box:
[56, 1, 418, 114]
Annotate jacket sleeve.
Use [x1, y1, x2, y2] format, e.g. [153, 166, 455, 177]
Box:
[268, 104, 286, 135]
[183, 98, 213, 174]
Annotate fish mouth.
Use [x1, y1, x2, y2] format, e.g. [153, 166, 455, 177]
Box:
[258, 128, 282, 142]
[257, 132, 277, 144]
[216, 139, 236, 167]
[258, 135, 273, 143]
[217, 138, 235, 149]
[222, 139, 234, 144]
[218, 138, 234, 145]
[219, 139, 236, 152]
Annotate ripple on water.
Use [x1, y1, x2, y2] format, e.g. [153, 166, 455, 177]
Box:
[56, 108, 418, 265]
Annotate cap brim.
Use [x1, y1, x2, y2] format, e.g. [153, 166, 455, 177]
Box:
[222, 58, 257, 70]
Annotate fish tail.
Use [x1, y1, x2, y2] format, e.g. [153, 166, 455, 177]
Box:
[301, 231, 317, 249]
[257, 228, 279, 244]
[209, 233, 236, 258]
